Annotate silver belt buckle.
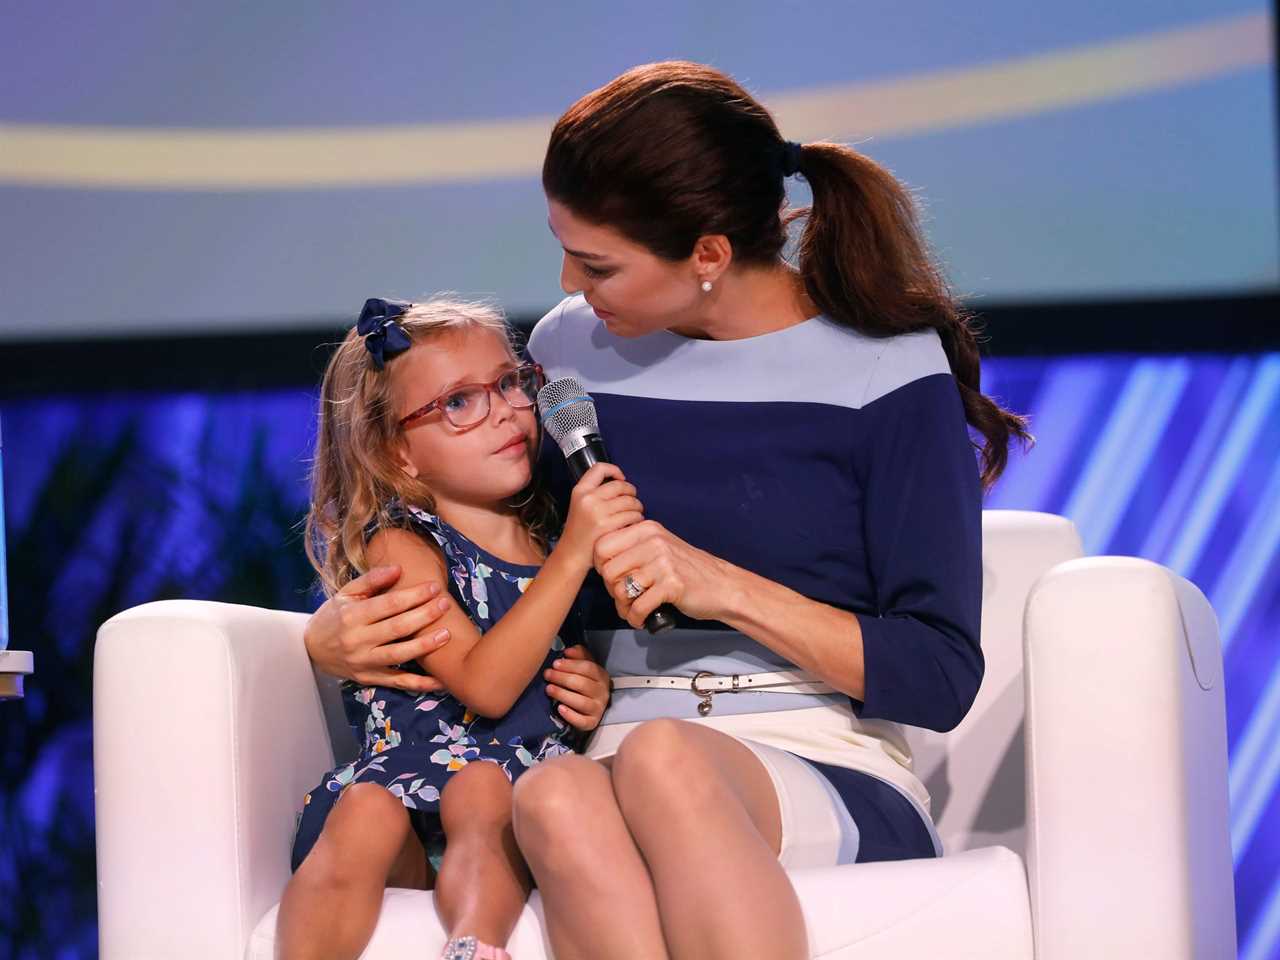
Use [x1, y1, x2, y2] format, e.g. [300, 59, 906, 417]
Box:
[690, 671, 715, 716]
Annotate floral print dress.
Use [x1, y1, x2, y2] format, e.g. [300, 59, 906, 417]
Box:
[290, 501, 584, 872]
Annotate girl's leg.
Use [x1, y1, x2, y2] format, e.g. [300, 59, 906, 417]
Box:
[433, 760, 532, 947]
[610, 719, 808, 960]
[511, 755, 670, 960]
[277, 782, 431, 960]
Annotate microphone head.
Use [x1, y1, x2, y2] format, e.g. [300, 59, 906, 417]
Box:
[537, 377, 600, 456]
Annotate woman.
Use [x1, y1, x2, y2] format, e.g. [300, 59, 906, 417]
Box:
[305, 61, 1029, 960]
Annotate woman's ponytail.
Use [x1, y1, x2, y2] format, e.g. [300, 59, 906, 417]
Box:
[793, 142, 1032, 490]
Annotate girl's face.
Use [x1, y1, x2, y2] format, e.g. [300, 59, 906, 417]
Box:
[392, 328, 538, 511]
[547, 198, 705, 338]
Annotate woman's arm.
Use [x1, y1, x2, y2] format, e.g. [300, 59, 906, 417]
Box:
[303, 565, 452, 693]
[596, 517, 982, 733]
[596, 374, 984, 734]
[594, 523, 867, 700]
[369, 463, 642, 719]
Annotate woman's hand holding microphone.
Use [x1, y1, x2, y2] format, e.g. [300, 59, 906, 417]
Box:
[595, 519, 737, 630]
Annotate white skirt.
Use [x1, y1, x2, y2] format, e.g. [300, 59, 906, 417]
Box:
[586, 718, 941, 867]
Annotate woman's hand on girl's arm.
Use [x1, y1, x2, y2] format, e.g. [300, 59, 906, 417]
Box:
[544, 645, 611, 731]
[303, 564, 453, 693]
[365, 530, 508, 714]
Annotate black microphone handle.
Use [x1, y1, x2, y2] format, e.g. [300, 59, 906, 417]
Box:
[565, 436, 676, 635]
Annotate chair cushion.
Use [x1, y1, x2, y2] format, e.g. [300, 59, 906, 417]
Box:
[247, 846, 1031, 959]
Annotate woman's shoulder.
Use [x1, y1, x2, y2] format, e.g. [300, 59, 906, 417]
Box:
[741, 317, 950, 408]
[855, 326, 952, 408]
[526, 294, 951, 411]
[527, 294, 592, 373]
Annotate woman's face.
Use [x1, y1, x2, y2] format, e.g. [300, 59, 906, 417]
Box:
[547, 198, 704, 338]
[391, 328, 538, 511]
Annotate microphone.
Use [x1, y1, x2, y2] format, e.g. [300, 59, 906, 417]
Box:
[537, 377, 676, 635]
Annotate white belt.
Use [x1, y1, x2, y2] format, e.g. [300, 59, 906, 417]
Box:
[610, 670, 836, 716]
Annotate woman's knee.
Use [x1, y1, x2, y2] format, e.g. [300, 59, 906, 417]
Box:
[612, 719, 725, 815]
[511, 755, 611, 853]
[612, 720, 785, 858]
[613, 719, 702, 788]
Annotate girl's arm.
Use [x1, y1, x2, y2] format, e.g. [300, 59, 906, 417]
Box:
[366, 463, 641, 719]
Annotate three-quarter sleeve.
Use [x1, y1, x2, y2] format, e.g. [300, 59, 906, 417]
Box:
[852, 372, 984, 733]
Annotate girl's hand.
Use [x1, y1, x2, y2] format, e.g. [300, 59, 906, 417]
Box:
[595, 521, 736, 628]
[544, 645, 611, 731]
[303, 564, 453, 693]
[555, 463, 645, 574]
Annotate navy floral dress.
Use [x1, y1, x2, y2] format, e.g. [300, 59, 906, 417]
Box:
[290, 501, 585, 872]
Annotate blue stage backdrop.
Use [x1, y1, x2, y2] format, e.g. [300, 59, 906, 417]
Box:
[1, 350, 1278, 958]
[2, 3, 1276, 340]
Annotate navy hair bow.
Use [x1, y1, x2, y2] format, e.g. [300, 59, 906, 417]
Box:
[356, 298, 413, 369]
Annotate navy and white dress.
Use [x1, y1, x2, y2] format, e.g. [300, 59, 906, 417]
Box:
[291, 501, 583, 871]
[527, 293, 984, 865]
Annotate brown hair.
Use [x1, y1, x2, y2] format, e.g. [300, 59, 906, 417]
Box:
[305, 298, 557, 596]
[542, 61, 1031, 490]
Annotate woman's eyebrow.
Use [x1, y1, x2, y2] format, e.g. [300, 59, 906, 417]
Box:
[547, 218, 608, 261]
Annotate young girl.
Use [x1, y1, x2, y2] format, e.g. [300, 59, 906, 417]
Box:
[278, 296, 639, 960]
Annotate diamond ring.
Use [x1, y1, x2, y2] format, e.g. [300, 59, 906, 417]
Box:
[623, 574, 645, 600]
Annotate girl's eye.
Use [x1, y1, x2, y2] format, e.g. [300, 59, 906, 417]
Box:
[582, 263, 614, 280]
[500, 370, 538, 404]
[443, 391, 473, 413]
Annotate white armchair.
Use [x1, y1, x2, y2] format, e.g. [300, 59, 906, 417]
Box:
[93, 511, 1236, 958]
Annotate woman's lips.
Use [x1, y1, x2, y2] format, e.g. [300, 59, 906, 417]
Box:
[590, 303, 615, 320]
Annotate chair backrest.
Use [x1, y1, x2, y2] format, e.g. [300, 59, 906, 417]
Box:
[902, 510, 1083, 856]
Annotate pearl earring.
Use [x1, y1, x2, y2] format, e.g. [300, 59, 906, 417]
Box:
[701, 279, 713, 293]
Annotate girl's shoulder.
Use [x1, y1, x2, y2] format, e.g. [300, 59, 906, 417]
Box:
[365, 499, 452, 552]
[367, 500, 535, 574]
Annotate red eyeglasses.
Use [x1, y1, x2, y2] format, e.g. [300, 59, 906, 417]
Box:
[398, 363, 545, 430]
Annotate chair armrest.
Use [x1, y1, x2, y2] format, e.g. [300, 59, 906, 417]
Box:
[1023, 558, 1235, 960]
[94, 600, 329, 959]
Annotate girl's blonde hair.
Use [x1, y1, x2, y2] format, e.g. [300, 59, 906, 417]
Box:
[305, 297, 557, 597]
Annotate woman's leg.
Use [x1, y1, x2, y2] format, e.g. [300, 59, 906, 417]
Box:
[609, 719, 808, 960]
[511, 754, 670, 960]
[433, 760, 532, 947]
[277, 782, 431, 960]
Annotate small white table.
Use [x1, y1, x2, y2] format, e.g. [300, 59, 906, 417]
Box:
[0, 649, 34, 700]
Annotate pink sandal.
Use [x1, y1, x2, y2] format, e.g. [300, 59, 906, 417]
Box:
[440, 934, 511, 960]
